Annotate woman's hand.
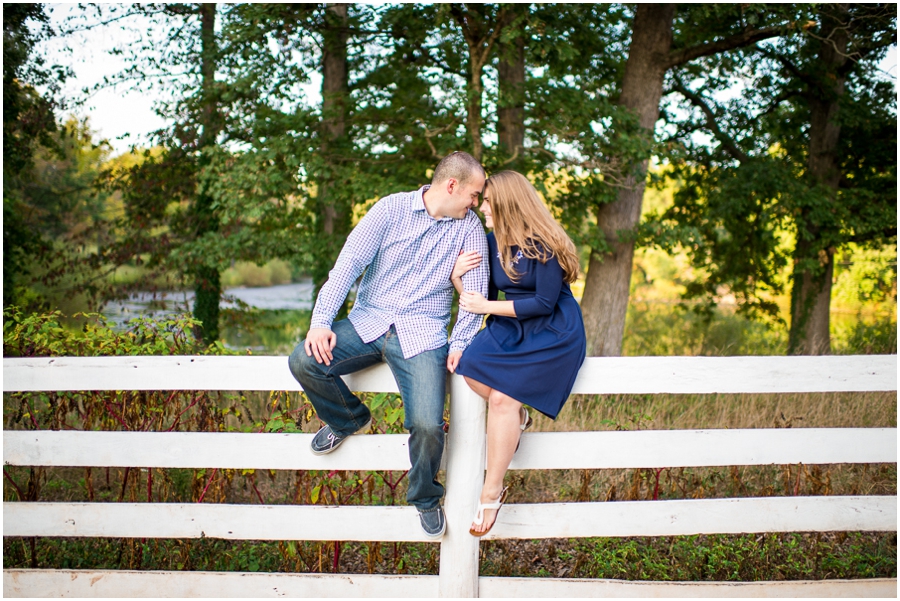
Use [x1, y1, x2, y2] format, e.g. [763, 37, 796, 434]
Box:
[451, 250, 481, 294]
[452, 250, 481, 280]
[459, 290, 491, 314]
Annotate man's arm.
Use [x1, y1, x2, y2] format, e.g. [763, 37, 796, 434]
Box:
[447, 220, 489, 370]
[309, 200, 388, 331]
[305, 201, 388, 365]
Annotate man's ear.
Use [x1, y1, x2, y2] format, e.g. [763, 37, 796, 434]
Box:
[446, 178, 457, 194]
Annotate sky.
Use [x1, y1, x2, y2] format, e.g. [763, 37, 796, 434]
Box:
[41, 4, 324, 155]
[40, 4, 898, 157]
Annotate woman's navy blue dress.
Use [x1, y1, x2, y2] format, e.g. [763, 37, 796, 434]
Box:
[456, 233, 586, 419]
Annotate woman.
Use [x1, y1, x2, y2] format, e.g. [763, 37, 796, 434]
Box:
[451, 170, 586, 536]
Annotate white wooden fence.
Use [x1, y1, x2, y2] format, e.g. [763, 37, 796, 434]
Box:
[3, 354, 897, 598]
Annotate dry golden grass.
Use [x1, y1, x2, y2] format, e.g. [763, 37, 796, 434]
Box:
[509, 391, 897, 505]
[540, 391, 897, 432]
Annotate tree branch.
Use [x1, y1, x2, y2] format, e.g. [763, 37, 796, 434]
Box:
[836, 35, 897, 76]
[756, 46, 820, 92]
[761, 88, 804, 115]
[672, 79, 750, 163]
[667, 24, 791, 69]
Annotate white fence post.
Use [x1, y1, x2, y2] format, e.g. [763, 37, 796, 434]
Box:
[438, 375, 486, 598]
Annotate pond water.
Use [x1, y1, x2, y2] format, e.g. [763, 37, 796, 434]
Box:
[102, 281, 314, 326]
[102, 281, 316, 354]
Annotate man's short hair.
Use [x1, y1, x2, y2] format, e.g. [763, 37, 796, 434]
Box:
[431, 151, 485, 188]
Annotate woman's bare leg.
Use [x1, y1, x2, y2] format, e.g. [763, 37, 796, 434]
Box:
[471, 388, 523, 534]
[463, 376, 492, 400]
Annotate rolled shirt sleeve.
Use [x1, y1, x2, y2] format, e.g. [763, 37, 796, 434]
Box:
[448, 222, 490, 353]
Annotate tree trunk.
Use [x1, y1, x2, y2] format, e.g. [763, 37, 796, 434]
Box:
[467, 56, 485, 162]
[788, 5, 849, 355]
[319, 2, 349, 238]
[312, 3, 351, 300]
[451, 4, 509, 163]
[192, 3, 222, 345]
[579, 4, 675, 356]
[497, 6, 525, 169]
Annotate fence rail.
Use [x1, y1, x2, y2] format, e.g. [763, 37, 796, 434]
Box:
[3, 354, 897, 598]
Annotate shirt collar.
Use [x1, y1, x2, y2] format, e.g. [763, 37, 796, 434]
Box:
[413, 185, 453, 222]
[412, 185, 429, 212]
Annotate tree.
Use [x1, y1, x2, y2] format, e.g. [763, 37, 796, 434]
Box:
[3, 3, 68, 308]
[190, 3, 224, 344]
[650, 3, 896, 354]
[576, 4, 802, 356]
[68, 3, 320, 342]
[495, 4, 526, 168]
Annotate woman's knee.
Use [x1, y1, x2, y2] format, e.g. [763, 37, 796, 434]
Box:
[487, 389, 521, 413]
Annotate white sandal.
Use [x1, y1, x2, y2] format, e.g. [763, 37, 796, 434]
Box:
[469, 486, 509, 537]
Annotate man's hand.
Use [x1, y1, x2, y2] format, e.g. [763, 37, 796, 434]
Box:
[305, 328, 337, 366]
[447, 350, 463, 373]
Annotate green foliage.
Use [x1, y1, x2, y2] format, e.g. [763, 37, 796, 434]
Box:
[5, 118, 114, 313]
[624, 302, 788, 356]
[3, 306, 216, 358]
[2, 3, 65, 178]
[219, 309, 310, 355]
[565, 533, 896, 581]
[3, 4, 69, 309]
[221, 259, 293, 288]
[651, 4, 896, 348]
[3, 537, 440, 575]
[832, 317, 897, 356]
[832, 245, 897, 312]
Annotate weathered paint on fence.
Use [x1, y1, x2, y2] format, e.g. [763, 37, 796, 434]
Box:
[3, 571, 896, 598]
[3, 355, 896, 598]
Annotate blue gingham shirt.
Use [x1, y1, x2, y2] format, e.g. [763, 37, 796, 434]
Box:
[310, 185, 490, 358]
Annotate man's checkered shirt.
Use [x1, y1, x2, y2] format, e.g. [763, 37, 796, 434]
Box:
[310, 185, 490, 359]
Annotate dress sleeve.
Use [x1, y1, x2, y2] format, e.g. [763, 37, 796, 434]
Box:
[512, 255, 564, 319]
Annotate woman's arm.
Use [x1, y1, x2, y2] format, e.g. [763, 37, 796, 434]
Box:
[458, 291, 517, 317]
[461, 254, 565, 319]
[511, 256, 564, 319]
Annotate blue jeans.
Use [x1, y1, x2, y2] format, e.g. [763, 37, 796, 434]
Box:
[289, 319, 447, 511]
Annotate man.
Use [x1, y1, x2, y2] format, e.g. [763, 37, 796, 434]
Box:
[289, 151, 489, 538]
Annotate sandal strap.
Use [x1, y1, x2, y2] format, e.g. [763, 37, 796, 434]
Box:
[520, 407, 533, 431]
[471, 487, 509, 525]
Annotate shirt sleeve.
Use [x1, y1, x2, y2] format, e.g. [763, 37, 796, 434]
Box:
[309, 200, 388, 331]
[512, 255, 564, 319]
[448, 220, 490, 353]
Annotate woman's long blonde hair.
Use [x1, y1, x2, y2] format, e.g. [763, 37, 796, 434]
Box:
[485, 171, 579, 284]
